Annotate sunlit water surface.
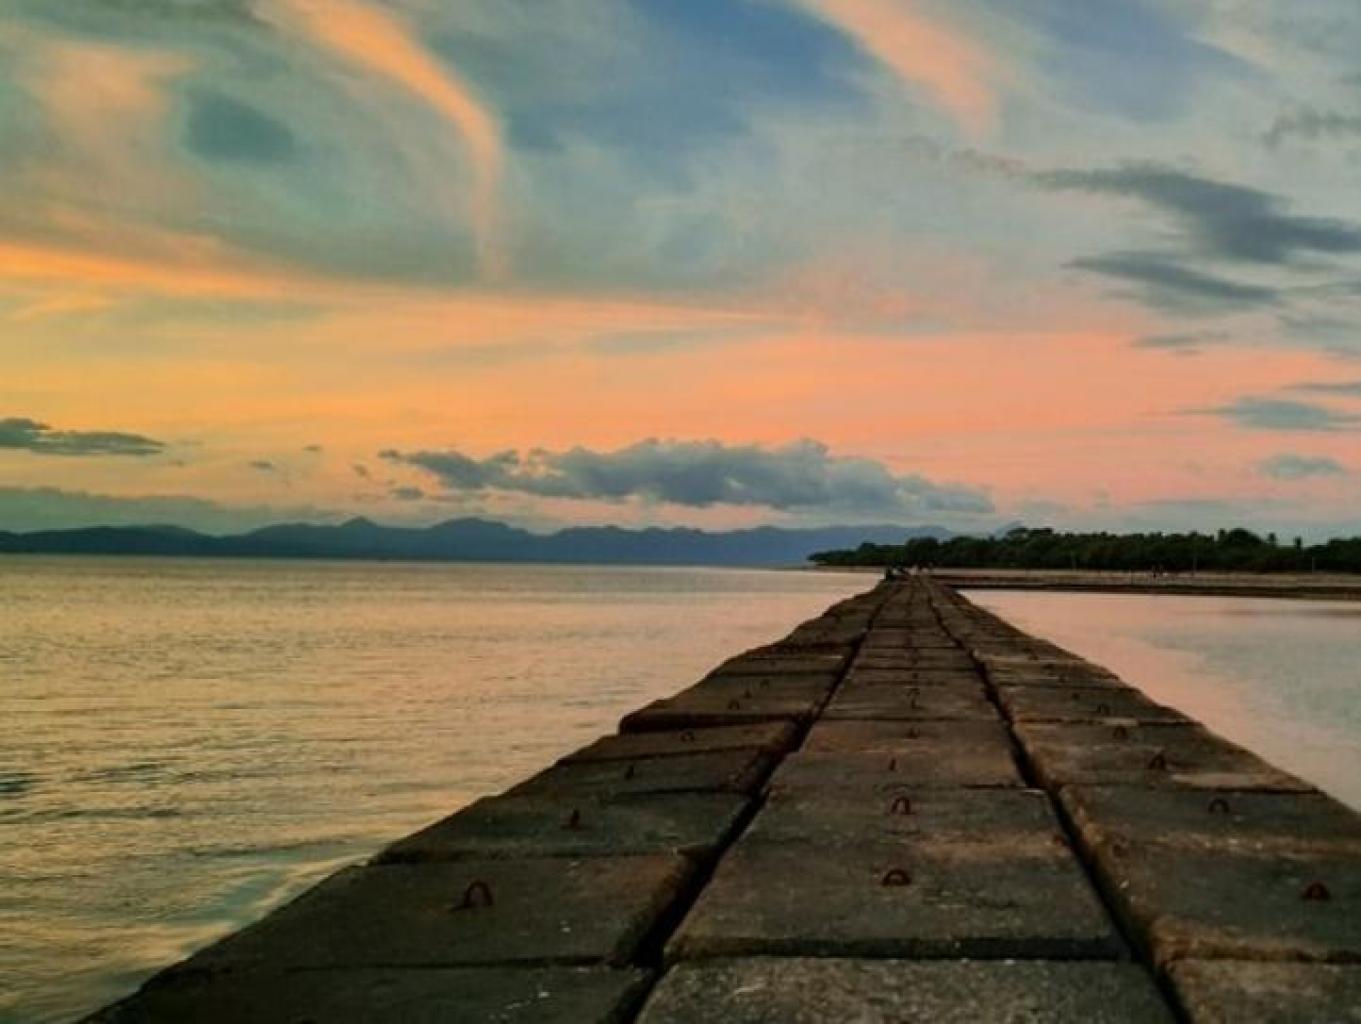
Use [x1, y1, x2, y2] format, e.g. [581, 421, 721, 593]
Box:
[0, 557, 867, 1024]
[966, 590, 1361, 812]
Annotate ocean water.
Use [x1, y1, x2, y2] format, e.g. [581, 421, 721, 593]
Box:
[0, 557, 867, 1024]
[967, 589, 1361, 811]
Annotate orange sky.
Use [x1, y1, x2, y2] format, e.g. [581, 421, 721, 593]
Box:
[2, 0, 1359, 535]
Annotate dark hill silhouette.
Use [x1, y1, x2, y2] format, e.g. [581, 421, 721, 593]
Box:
[0, 517, 951, 566]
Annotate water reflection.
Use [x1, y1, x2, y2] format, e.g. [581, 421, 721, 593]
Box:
[0, 558, 866, 1023]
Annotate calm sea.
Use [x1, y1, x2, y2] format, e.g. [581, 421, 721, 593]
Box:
[0, 557, 866, 1024]
[967, 589, 1361, 811]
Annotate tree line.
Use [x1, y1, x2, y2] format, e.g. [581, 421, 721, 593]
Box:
[810, 527, 1361, 573]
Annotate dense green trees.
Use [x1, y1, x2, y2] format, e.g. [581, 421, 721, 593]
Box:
[810, 527, 1361, 573]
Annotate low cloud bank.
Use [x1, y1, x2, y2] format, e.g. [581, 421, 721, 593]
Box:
[381, 438, 994, 516]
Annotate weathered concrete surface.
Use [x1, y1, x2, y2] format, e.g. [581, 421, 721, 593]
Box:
[637, 959, 1174, 1024]
[997, 686, 1189, 724]
[1168, 960, 1361, 1023]
[563, 721, 797, 763]
[667, 840, 1122, 960]
[172, 855, 694, 971]
[618, 676, 834, 732]
[1060, 786, 1361, 857]
[823, 681, 999, 721]
[802, 718, 1013, 755]
[768, 748, 1022, 791]
[92, 966, 652, 1024]
[1014, 722, 1312, 791]
[856, 649, 976, 667]
[743, 787, 1061, 848]
[378, 792, 750, 863]
[508, 748, 777, 798]
[843, 666, 981, 686]
[710, 652, 850, 676]
[980, 661, 1129, 690]
[1086, 843, 1361, 965]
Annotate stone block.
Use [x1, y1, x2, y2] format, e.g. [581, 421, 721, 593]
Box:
[1060, 786, 1361, 857]
[824, 681, 998, 722]
[620, 682, 828, 732]
[667, 840, 1121, 960]
[769, 747, 1021, 792]
[378, 792, 751, 863]
[1014, 723, 1311, 791]
[845, 667, 982, 687]
[1168, 960, 1361, 1024]
[171, 856, 694, 971]
[1089, 843, 1361, 965]
[711, 653, 849, 677]
[802, 718, 1012, 756]
[985, 666, 1129, 690]
[638, 959, 1173, 1024]
[563, 722, 797, 763]
[90, 966, 651, 1024]
[508, 748, 777, 798]
[743, 787, 1060, 849]
[997, 686, 1188, 724]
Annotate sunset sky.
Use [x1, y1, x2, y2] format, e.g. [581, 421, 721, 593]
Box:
[3, 0, 1361, 537]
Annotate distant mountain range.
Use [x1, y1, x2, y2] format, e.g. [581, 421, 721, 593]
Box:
[0, 517, 953, 567]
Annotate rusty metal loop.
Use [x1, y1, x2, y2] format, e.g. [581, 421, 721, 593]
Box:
[727, 699, 742, 711]
[1207, 797, 1230, 815]
[1147, 751, 1168, 771]
[1302, 881, 1332, 902]
[881, 867, 912, 887]
[454, 880, 494, 911]
[889, 795, 912, 816]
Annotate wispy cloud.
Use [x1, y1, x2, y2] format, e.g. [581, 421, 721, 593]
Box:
[1264, 108, 1361, 149]
[1134, 329, 1233, 353]
[382, 438, 994, 516]
[1291, 379, 1361, 397]
[799, 0, 997, 135]
[1258, 453, 1348, 479]
[1041, 164, 1361, 264]
[1069, 252, 1279, 312]
[261, 0, 506, 278]
[1194, 396, 1361, 431]
[0, 417, 165, 457]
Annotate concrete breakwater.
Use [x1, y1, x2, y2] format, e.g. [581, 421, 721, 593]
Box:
[89, 578, 1361, 1022]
